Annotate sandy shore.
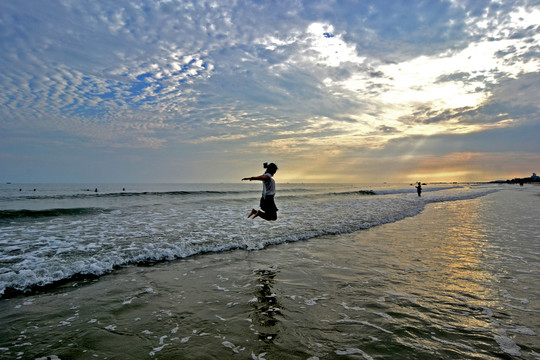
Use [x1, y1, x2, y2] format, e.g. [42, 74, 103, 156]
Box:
[1, 187, 540, 359]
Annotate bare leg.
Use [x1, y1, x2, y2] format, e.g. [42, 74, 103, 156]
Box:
[248, 209, 258, 218]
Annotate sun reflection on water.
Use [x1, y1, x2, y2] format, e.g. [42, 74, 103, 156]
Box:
[372, 196, 499, 337]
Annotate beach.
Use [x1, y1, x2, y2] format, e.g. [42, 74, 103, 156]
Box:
[1, 184, 539, 359]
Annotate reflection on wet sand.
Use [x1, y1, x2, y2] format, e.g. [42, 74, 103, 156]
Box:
[252, 268, 281, 343]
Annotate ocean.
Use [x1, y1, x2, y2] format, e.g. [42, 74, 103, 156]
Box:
[0, 182, 539, 359]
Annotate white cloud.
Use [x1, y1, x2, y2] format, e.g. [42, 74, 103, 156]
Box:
[322, 4, 540, 139]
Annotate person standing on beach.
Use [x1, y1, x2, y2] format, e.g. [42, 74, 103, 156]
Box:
[416, 182, 422, 197]
[242, 162, 278, 221]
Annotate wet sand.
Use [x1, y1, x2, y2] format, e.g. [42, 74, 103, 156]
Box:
[1, 187, 540, 359]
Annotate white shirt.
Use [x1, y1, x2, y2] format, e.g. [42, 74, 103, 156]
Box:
[262, 172, 275, 198]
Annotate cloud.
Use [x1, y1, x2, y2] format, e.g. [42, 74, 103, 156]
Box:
[378, 125, 398, 134]
[0, 0, 539, 182]
[413, 72, 540, 127]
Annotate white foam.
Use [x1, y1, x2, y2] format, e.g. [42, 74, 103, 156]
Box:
[122, 297, 136, 305]
[215, 285, 229, 292]
[149, 344, 168, 357]
[341, 302, 366, 311]
[360, 321, 393, 334]
[222, 341, 244, 353]
[252, 352, 268, 360]
[335, 348, 373, 359]
[180, 336, 190, 343]
[375, 312, 397, 323]
[304, 295, 329, 306]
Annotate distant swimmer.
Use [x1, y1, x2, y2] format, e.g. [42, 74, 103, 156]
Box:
[416, 182, 422, 197]
[242, 162, 279, 221]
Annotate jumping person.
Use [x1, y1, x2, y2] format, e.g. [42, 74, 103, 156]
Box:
[242, 163, 278, 221]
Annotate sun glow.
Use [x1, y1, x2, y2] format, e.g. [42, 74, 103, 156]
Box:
[406, 171, 475, 182]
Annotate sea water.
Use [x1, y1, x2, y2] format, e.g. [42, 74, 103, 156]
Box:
[0, 182, 496, 297]
[1, 182, 539, 359]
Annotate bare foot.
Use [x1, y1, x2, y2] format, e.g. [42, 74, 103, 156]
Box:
[248, 209, 257, 218]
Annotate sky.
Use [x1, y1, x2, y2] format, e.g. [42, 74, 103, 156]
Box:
[1, 0, 539, 184]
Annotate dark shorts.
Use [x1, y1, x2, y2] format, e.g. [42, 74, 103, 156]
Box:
[260, 195, 278, 220]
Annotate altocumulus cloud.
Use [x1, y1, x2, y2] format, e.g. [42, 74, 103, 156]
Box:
[0, 0, 539, 182]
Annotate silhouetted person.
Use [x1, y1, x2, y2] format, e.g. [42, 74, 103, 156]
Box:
[242, 162, 278, 221]
[416, 182, 422, 197]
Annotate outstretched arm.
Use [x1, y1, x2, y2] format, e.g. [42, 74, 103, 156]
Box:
[242, 175, 269, 181]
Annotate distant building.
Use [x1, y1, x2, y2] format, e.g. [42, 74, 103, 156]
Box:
[492, 172, 540, 184]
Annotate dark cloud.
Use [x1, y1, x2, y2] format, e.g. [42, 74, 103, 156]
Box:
[369, 71, 385, 78]
[436, 72, 474, 83]
[395, 71, 540, 131]
[398, 105, 474, 125]
[508, 24, 539, 40]
[380, 119, 540, 158]
[378, 125, 398, 134]
[400, 92, 539, 128]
